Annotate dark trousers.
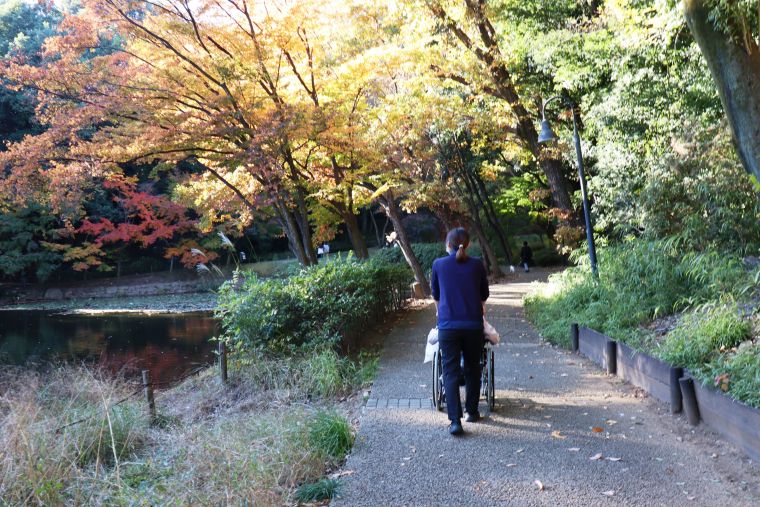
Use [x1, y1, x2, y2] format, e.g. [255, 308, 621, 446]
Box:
[439, 328, 483, 422]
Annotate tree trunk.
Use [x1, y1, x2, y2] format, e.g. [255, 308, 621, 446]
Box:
[293, 186, 318, 265]
[684, 0, 760, 182]
[382, 191, 431, 296]
[370, 208, 383, 247]
[342, 209, 370, 259]
[464, 165, 515, 264]
[274, 200, 310, 266]
[469, 216, 502, 278]
[455, 166, 505, 277]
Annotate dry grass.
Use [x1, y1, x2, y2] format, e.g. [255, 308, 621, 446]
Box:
[0, 350, 368, 505]
[0, 367, 146, 505]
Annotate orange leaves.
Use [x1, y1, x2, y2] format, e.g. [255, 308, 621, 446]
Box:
[714, 373, 730, 392]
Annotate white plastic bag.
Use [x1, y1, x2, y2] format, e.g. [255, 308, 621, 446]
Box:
[427, 327, 439, 345]
[484, 318, 500, 345]
[424, 327, 439, 363]
[424, 340, 439, 363]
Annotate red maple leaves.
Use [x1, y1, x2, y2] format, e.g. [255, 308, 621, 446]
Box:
[70, 175, 204, 270]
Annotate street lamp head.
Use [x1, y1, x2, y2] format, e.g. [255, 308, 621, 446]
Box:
[537, 118, 558, 144]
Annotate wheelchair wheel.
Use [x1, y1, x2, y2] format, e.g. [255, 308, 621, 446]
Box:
[432, 350, 444, 411]
[480, 348, 488, 398]
[486, 349, 495, 411]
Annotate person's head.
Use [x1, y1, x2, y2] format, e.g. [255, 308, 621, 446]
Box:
[523, 241, 528, 246]
[445, 227, 470, 263]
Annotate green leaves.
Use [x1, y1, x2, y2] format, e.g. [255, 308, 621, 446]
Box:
[0, 204, 62, 282]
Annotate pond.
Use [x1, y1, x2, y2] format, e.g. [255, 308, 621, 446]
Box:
[0, 310, 218, 386]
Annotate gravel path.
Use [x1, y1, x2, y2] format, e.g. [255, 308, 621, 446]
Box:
[333, 268, 760, 507]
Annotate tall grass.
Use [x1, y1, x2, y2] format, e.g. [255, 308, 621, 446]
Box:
[0, 347, 369, 505]
[0, 367, 146, 505]
[525, 240, 751, 348]
[101, 408, 350, 505]
[525, 239, 759, 407]
[657, 301, 752, 370]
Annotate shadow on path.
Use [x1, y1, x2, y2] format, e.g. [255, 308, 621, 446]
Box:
[332, 268, 760, 507]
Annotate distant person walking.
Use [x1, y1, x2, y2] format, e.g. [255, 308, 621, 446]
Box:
[431, 227, 489, 436]
[520, 241, 533, 273]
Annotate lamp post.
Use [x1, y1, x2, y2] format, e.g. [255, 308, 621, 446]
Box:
[538, 94, 598, 277]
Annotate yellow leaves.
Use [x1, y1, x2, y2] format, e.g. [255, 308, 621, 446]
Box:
[369, 182, 392, 201]
[550, 430, 567, 440]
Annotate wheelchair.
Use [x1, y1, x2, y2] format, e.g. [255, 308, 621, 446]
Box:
[432, 339, 495, 413]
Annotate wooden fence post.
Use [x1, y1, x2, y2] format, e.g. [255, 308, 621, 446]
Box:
[670, 367, 684, 413]
[679, 376, 700, 425]
[605, 339, 617, 375]
[570, 324, 579, 353]
[141, 369, 156, 425]
[219, 341, 228, 384]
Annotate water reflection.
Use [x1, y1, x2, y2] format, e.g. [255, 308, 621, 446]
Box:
[0, 311, 217, 385]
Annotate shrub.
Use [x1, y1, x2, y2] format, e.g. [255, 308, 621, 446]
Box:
[525, 239, 758, 408]
[216, 257, 410, 355]
[525, 240, 688, 348]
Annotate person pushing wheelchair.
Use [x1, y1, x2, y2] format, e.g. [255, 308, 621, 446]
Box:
[431, 227, 489, 436]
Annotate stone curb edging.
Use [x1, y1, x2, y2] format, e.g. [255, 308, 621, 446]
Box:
[573, 324, 760, 463]
[364, 398, 432, 410]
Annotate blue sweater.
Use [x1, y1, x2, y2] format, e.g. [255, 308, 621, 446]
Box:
[431, 253, 489, 330]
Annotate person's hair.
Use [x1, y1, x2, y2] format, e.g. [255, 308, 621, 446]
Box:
[446, 227, 470, 263]
[523, 241, 528, 246]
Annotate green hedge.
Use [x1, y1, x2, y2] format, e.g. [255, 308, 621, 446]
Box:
[215, 257, 410, 355]
[373, 242, 483, 277]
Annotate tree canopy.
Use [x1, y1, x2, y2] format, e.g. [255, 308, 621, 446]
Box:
[0, 0, 757, 284]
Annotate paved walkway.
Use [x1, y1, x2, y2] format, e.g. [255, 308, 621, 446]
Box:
[333, 269, 760, 506]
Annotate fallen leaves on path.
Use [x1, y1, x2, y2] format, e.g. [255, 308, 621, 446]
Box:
[328, 470, 354, 479]
[551, 430, 567, 439]
[592, 426, 604, 433]
[568, 447, 581, 452]
[602, 490, 615, 497]
[607, 457, 623, 462]
[534, 480, 545, 491]
[516, 448, 524, 454]
[506, 463, 517, 468]
[590, 453, 604, 461]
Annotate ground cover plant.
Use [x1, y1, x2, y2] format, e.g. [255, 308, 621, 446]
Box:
[525, 240, 760, 407]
